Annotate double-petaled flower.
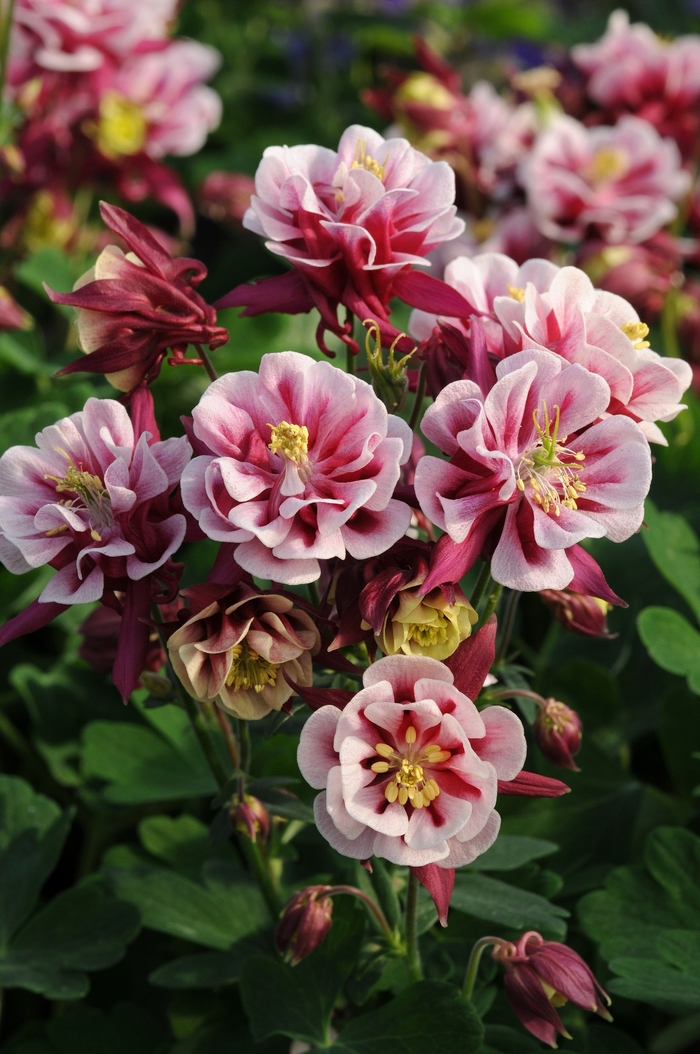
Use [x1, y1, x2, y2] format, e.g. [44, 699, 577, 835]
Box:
[181, 352, 413, 585]
[0, 396, 191, 698]
[218, 124, 471, 354]
[414, 349, 652, 592]
[297, 654, 526, 867]
[46, 202, 228, 393]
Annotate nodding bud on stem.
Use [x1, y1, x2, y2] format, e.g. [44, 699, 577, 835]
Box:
[230, 795, 270, 844]
[533, 698, 582, 772]
[275, 886, 334, 966]
[539, 589, 615, 638]
[492, 931, 611, 1049]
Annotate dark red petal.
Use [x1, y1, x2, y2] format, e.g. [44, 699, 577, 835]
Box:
[283, 672, 354, 711]
[498, 771, 571, 797]
[0, 598, 68, 648]
[215, 271, 316, 315]
[412, 863, 455, 927]
[444, 615, 497, 701]
[112, 577, 153, 703]
[392, 270, 476, 317]
[566, 545, 626, 607]
[503, 966, 566, 1048]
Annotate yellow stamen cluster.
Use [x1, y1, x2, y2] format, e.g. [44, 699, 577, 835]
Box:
[620, 320, 651, 349]
[540, 698, 574, 734]
[394, 72, 454, 110]
[44, 451, 113, 540]
[225, 641, 279, 693]
[94, 92, 147, 159]
[586, 145, 629, 185]
[268, 421, 309, 464]
[508, 284, 526, 302]
[370, 725, 450, 809]
[351, 139, 386, 182]
[516, 402, 586, 516]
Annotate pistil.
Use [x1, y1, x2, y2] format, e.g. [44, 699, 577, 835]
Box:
[516, 402, 586, 516]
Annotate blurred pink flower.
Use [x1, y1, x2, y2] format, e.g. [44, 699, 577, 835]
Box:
[410, 253, 692, 444]
[297, 654, 526, 867]
[199, 171, 256, 225]
[521, 114, 689, 244]
[0, 396, 191, 698]
[219, 124, 470, 354]
[414, 349, 652, 591]
[181, 351, 413, 585]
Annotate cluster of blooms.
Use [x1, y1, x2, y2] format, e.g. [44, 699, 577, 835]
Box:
[2, 0, 222, 236]
[0, 88, 678, 1034]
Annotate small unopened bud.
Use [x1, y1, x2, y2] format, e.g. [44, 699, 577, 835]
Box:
[540, 589, 614, 638]
[231, 795, 270, 844]
[534, 698, 582, 771]
[364, 320, 414, 414]
[276, 885, 334, 965]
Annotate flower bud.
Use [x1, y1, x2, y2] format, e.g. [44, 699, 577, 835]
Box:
[276, 886, 334, 966]
[364, 320, 414, 414]
[539, 588, 614, 638]
[493, 931, 611, 1048]
[534, 698, 582, 772]
[198, 171, 256, 225]
[230, 795, 270, 844]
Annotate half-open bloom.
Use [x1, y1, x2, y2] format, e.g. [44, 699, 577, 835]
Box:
[168, 581, 320, 721]
[410, 253, 691, 443]
[46, 202, 228, 392]
[218, 124, 469, 353]
[521, 114, 690, 244]
[493, 931, 611, 1048]
[181, 351, 413, 585]
[298, 654, 526, 867]
[414, 349, 652, 592]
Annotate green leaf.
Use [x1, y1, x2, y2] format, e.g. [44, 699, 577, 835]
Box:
[607, 959, 700, 1014]
[450, 873, 569, 939]
[137, 815, 237, 879]
[149, 934, 269, 989]
[0, 775, 72, 945]
[15, 247, 83, 308]
[482, 1024, 543, 1053]
[642, 501, 700, 624]
[327, 981, 483, 1054]
[240, 899, 365, 1046]
[637, 607, 700, 692]
[0, 882, 140, 999]
[467, 836, 558, 871]
[645, 826, 700, 922]
[106, 861, 268, 950]
[659, 687, 700, 794]
[45, 1001, 163, 1054]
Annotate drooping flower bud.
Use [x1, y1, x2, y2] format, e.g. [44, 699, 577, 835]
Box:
[539, 589, 615, 638]
[492, 931, 611, 1048]
[275, 886, 334, 966]
[533, 698, 582, 772]
[230, 795, 270, 844]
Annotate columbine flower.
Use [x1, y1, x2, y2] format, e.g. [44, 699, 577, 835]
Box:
[297, 654, 526, 867]
[167, 581, 320, 721]
[540, 588, 616, 638]
[276, 886, 334, 966]
[0, 396, 191, 698]
[218, 124, 470, 354]
[414, 349, 652, 592]
[46, 202, 228, 393]
[533, 699, 582, 771]
[409, 253, 692, 444]
[493, 931, 612, 1048]
[521, 114, 690, 245]
[180, 351, 413, 585]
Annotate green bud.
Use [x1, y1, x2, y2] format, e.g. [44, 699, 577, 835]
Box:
[363, 320, 415, 414]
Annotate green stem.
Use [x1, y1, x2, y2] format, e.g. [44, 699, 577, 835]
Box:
[463, 936, 501, 1000]
[405, 871, 423, 982]
[496, 590, 522, 664]
[214, 707, 240, 769]
[179, 687, 229, 791]
[488, 688, 545, 706]
[195, 343, 219, 382]
[329, 885, 394, 940]
[480, 582, 503, 626]
[239, 835, 282, 919]
[408, 361, 427, 431]
[469, 561, 492, 609]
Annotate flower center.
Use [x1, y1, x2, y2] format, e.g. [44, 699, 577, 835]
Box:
[225, 641, 279, 693]
[94, 92, 147, 158]
[516, 402, 586, 517]
[620, 320, 650, 349]
[371, 725, 451, 809]
[44, 451, 113, 540]
[268, 421, 309, 464]
[508, 284, 526, 302]
[540, 699, 572, 733]
[408, 615, 450, 648]
[351, 139, 386, 181]
[586, 145, 629, 185]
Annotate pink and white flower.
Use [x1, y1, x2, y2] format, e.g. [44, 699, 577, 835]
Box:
[180, 351, 413, 585]
[219, 124, 468, 353]
[410, 253, 692, 444]
[297, 654, 526, 867]
[414, 349, 652, 592]
[521, 114, 690, 244]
